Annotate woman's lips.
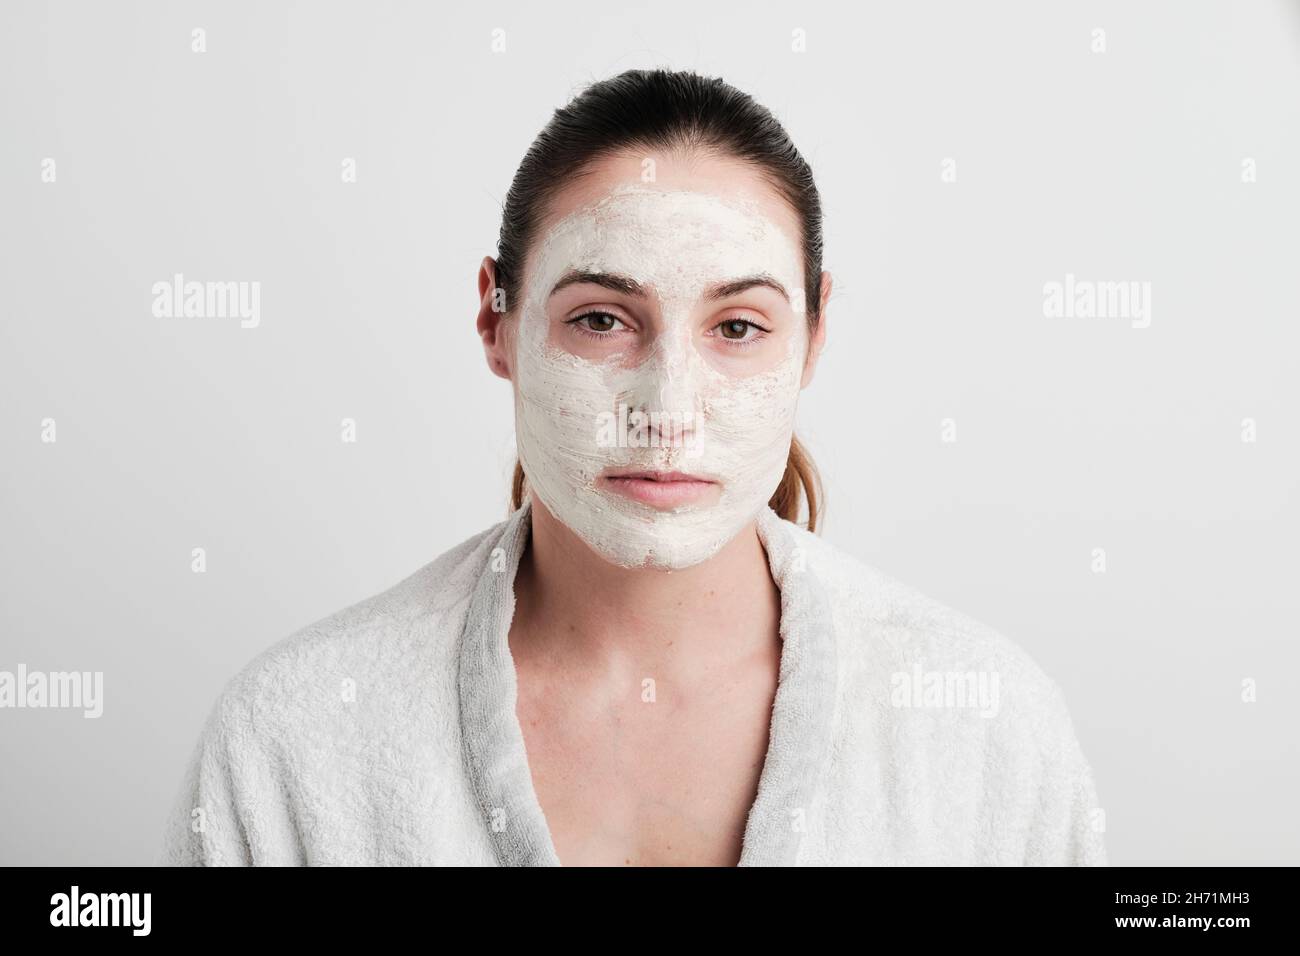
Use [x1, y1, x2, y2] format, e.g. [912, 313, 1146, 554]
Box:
[600, 470, 720, 508]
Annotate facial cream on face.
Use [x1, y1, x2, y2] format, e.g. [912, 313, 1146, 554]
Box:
[513, 183, 808, 570]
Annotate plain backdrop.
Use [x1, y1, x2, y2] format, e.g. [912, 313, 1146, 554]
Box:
[1, 0, 1297, 865]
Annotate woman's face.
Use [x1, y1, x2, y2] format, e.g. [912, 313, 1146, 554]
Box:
[504, 152, 823, 570]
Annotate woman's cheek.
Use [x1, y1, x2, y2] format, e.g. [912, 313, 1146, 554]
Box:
[516, 348, 615, 486]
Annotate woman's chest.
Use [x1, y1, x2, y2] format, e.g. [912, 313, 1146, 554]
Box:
[514, 664, 779, 866]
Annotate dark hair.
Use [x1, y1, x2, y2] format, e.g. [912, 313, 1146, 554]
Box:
[496, 67, 825, 530]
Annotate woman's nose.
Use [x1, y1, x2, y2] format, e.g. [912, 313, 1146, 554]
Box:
[624, 331, 702, 443]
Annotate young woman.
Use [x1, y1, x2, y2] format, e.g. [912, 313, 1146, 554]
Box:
[161, 68, 1106, 867]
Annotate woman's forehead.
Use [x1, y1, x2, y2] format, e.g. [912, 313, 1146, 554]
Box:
[523, 181, 803, 307]
[517, 152, 804, 295]
[538, 150, 801, 236]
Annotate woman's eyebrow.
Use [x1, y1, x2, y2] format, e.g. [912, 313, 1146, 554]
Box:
[706, 274, 790, 302]
[547, 269, 790, 302]
[548, 270, 645, 299]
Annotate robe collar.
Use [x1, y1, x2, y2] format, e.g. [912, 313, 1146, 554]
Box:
[457, 496, 839, 866]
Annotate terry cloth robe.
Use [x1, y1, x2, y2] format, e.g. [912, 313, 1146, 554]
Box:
[158, 495, 1108, 866]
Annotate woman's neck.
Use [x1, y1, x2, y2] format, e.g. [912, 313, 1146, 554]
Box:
[511, 495, 782, 685]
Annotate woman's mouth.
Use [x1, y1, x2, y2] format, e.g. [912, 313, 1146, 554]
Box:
[600, 470, 720, 509]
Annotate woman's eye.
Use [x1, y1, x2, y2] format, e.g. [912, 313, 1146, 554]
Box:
[567, 312, 626, 336]
[713, 317, 769, 345]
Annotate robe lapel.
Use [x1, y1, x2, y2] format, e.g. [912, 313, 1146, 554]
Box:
[458, 498, 839, 867]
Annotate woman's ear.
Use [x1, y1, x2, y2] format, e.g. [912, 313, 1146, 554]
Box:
[477, 256, 513, 381]
[800, 270, 832, 388]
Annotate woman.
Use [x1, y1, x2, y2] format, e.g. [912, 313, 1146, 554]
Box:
[160, 68, 1106, 866]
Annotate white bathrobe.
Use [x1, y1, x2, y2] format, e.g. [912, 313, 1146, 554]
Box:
[159, 497, 1108, 866]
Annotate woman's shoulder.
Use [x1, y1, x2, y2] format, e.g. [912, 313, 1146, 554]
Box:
[777, 518, 1049, 675]
[773, 512, 1082, 737]
[159, 514, 522, 864]
[199, 512, 518, 741]
[777, 516, 1106, 864]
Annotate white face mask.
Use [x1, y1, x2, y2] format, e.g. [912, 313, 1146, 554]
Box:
[513, 183, 808, 570]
